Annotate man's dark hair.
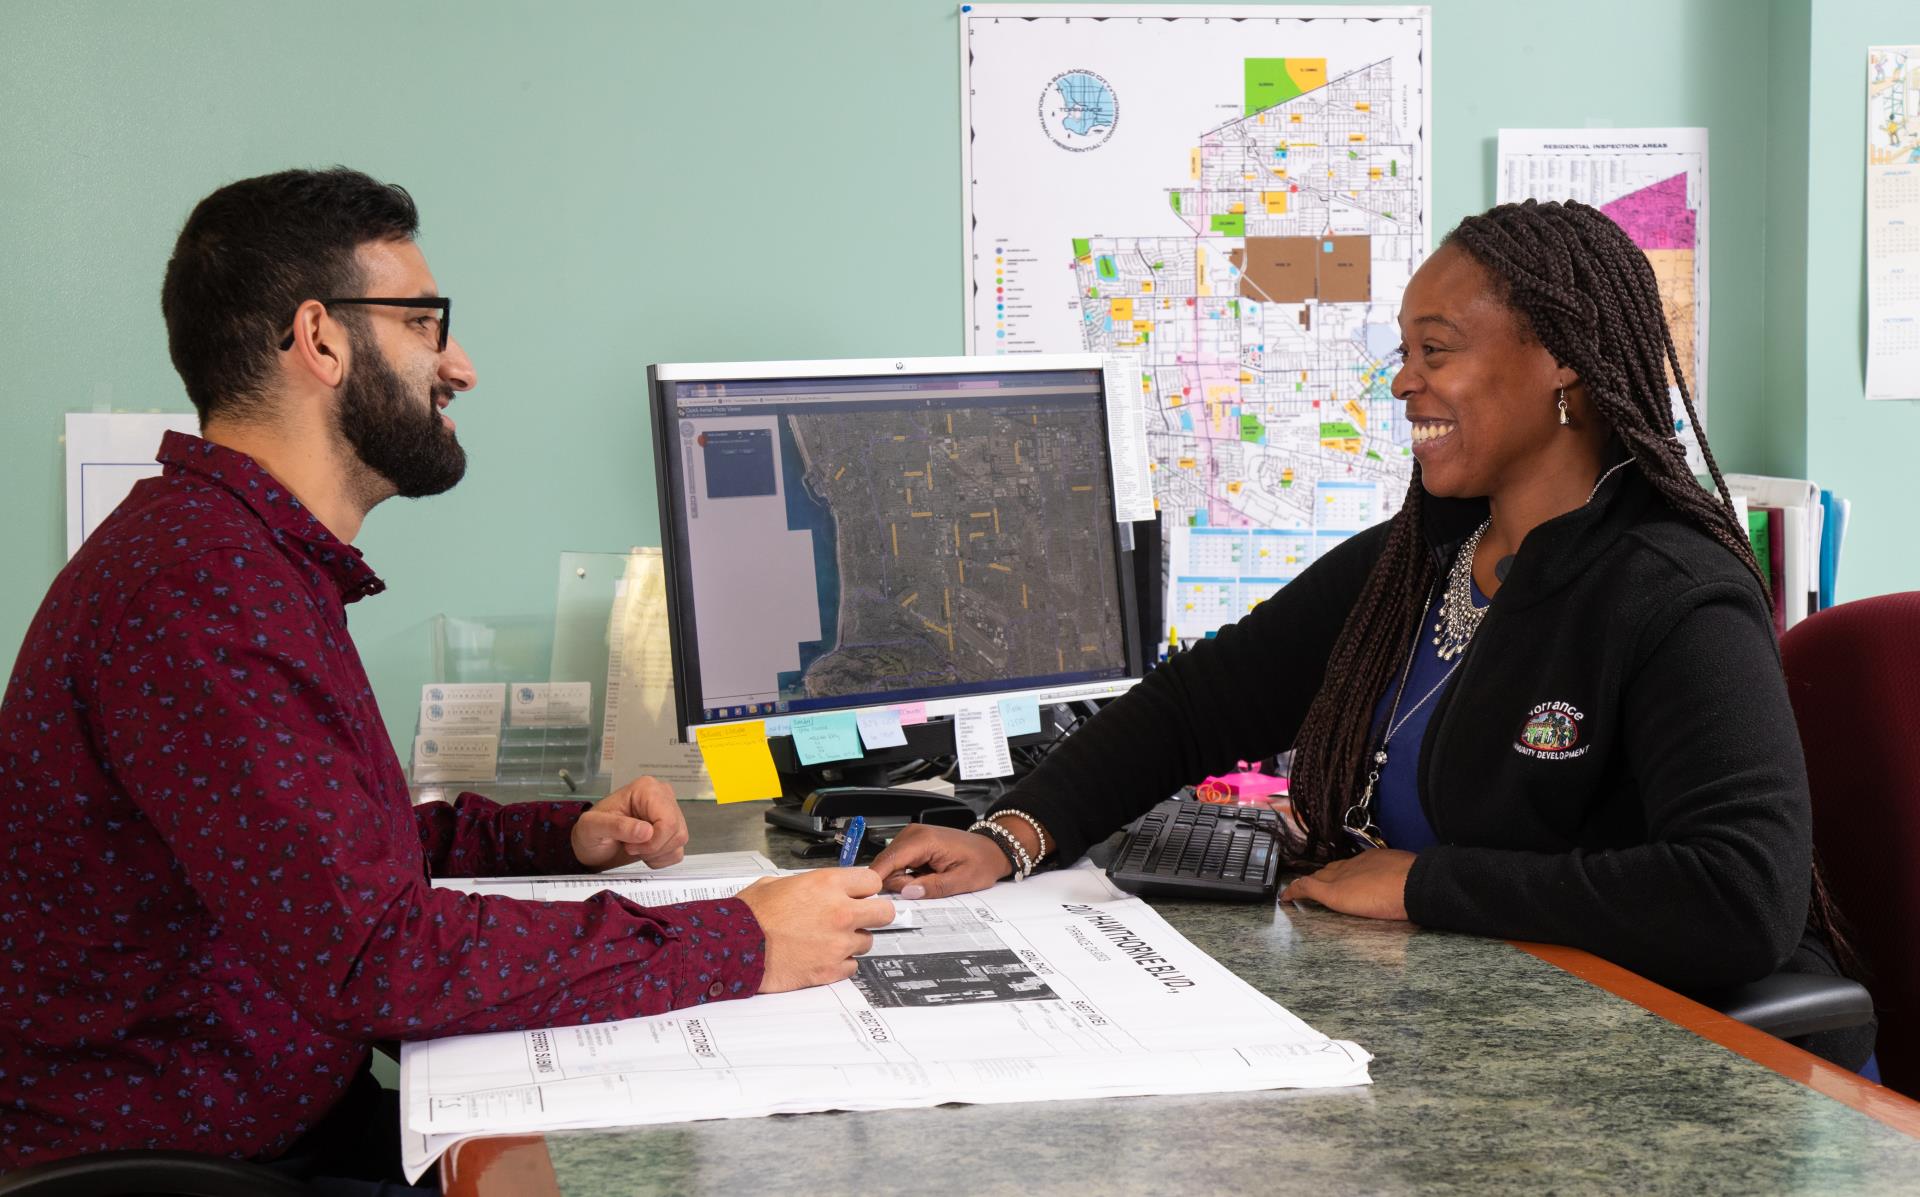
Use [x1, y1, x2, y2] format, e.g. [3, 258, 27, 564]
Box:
[160, 167, 419, 423]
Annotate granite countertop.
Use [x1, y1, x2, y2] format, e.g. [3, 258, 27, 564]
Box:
[536, 803, 1920, 1195]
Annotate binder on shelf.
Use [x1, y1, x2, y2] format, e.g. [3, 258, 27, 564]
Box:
[1817, 489, 1850, 611]
[1745, 506, 1785, 639]
[1724, 475, 1822, 631]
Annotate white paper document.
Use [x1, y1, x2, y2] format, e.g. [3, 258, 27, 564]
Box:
[63, 411, 201, 557]
[1101, 353, 1154, 523]
[603, 551, 712, 796]
[400, 865, 1370, 1181]
[434, 852, 783, 902]
[953, 701, 1014, 780]
[1867, 47, 1920, 400]
[1497, 127, 1709, 468]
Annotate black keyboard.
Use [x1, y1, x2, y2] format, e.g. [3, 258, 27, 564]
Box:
[1105, 799, 1284, 901]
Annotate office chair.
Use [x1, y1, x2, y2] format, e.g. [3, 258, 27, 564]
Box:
[1778, 590, 1920, 1095]
[0, 1151, 309, 1197]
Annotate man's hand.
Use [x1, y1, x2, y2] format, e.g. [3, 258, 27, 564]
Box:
[571, 776, 689, 871]
[867, 824, 1013, 900]
[1278, 848, 1417, 921]
[737, 868, 896, 992]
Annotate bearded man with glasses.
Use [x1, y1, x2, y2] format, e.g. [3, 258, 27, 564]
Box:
[0, 168, 891, 1193]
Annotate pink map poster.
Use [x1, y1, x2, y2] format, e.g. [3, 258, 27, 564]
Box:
[1495, 128, 1709, 472]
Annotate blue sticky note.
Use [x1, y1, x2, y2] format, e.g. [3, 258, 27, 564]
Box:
[856, 708, 908, 750]
[763, 717, 792, 738]
[790, 712, 863, 765]
[997, 697, 1042, 738]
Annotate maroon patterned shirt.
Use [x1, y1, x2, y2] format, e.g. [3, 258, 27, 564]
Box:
[0, 432, 764, 1168]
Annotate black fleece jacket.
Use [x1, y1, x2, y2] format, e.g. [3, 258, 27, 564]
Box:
[995, 468, 1814, 994]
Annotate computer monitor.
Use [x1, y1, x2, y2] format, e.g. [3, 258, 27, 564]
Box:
[649, 354, 1146, 784]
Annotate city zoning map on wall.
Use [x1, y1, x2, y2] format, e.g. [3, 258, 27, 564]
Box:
[1496, 128, 1710, 469]
[961, 5, 1432, 638]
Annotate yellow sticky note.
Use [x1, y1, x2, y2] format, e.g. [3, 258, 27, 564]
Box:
[693, 721, 782, 804]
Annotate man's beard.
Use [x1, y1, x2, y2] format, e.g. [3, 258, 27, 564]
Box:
[335, 327, 467, 499]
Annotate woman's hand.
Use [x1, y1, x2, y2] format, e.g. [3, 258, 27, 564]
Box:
[868, 824, 1013, 899]
[1279, 849, 1417, 921]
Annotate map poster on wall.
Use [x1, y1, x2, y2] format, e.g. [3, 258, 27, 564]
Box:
[961, 5, 1431, 631]
[1867, 46, 1920, 402]
[1496, 128, 1709, 470]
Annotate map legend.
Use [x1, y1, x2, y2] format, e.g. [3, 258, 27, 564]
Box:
[984, 240, 1045, 353]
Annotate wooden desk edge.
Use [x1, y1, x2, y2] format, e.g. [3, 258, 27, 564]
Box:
[441, 1134, 560, 1197]
[1511, 939, 1920, 1138]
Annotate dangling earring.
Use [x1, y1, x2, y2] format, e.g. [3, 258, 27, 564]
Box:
[1556, 386, 1570, 426]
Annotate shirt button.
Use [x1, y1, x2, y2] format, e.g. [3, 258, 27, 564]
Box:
[708, 982, 725, 999]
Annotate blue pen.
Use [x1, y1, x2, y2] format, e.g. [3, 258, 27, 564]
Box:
[838, 816, 866, 867]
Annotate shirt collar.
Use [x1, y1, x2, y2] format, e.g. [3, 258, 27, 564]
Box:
[157, 430, 387, 603]
[1421, 464, 1650, 610]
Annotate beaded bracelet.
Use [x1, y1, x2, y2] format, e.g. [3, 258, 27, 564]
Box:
[968, 819, 1032, 880]
[972, 823, 1024, 879]
[981, 820, 1033, 878]
[992, 809, 1051, 863]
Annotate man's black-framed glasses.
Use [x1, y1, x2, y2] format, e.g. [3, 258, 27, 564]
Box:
[277, 297, 451, 352]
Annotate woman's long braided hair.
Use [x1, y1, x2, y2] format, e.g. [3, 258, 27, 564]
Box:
[1285, 199, 1855, 971]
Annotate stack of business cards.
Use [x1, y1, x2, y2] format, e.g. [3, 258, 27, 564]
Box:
[413, 683, 505, 783]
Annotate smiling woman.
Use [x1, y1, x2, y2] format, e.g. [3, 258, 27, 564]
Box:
[1286, 200, 1769, 851]
[869, 199, 1874, 1073]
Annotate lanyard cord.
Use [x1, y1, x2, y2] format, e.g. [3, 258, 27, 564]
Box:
[1343, 580, 1465, 845]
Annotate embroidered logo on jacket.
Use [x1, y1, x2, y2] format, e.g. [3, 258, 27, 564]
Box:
[1515, 701, 1588, 759]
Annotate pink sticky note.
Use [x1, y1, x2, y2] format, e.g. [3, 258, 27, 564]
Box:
[896, 703, 929, 726]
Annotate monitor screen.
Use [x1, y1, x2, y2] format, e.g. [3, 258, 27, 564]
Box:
[650, 355, 1144, 737]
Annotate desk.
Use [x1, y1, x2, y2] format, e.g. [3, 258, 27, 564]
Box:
[443, 802, 1920, 1195]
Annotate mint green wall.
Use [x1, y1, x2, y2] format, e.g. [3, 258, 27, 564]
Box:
[1763, 0, 1813, 480]
[1802, 0, 1920, 602]
[0, 0, 1876, 757]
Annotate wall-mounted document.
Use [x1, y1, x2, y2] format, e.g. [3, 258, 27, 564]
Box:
[1867, 47, 1920, 401]
[400, 862, 1370, 1182]
[1100, 353, 1154, 523]
[1164, 525, 1306, 639]
[64, 412, 199, 557]
[960, 6, 1432, 617]
[1497, 127, 1709, 468]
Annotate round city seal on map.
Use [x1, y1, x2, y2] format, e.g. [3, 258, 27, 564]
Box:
[1039, 69, 1118, 152]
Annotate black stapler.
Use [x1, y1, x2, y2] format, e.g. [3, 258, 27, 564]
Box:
[764, 785, 975, 842]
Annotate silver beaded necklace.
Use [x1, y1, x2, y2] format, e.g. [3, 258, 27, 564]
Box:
[1342, 457, 1636, 851]
[1432, 456, 1637, 660]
